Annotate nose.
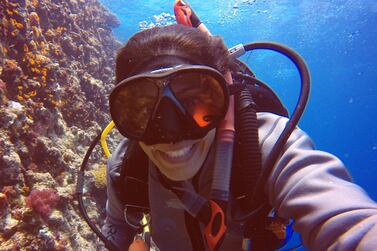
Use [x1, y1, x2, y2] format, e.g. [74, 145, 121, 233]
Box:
[143, 96, 188, 144]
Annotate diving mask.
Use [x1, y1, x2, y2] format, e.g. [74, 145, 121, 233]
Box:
[109, 65, 230, 144]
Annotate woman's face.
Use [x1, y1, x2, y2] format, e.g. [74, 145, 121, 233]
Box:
[139, 129, 216, 181]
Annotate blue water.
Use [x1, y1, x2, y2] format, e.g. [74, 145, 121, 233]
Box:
[99, 0, 377, 249]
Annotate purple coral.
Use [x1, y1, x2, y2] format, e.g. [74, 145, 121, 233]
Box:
[25, 188, 59, 217]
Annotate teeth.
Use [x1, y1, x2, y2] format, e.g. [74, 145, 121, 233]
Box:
[164, 145, 192, 158]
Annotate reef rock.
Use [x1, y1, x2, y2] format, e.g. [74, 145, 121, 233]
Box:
[0, 0, 121, 249]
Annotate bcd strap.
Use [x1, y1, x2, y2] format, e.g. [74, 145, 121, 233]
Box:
[156, 169, 227, 251]
[113, 141, 150, 213]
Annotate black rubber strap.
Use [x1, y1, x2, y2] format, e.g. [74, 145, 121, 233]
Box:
[184, 211, 206, 251]
[190, 8, 201, 27]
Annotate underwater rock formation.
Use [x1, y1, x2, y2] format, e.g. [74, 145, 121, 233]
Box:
[0, 0, 121, 249]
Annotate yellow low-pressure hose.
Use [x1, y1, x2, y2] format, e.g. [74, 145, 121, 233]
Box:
[100, 121, 115, 158]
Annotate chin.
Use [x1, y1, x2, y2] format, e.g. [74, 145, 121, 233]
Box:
[159, 165, 200, 181]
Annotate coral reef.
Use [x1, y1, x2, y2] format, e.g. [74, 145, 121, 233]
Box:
[90, 164, 107, 189]
[25, 188, 60, 218]
[0, 0, 121, 249]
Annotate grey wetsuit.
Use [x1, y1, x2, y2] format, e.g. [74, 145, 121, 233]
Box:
[103, 112, 377, 250]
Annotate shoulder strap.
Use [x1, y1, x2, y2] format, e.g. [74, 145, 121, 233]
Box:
[113, 140, 150, 212]
[235, 60, 288, 117]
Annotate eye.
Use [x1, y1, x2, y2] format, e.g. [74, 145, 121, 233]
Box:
[169, 72, 226, 127]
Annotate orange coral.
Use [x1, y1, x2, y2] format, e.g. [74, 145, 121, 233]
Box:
[29, 40, 37, 51]
[35, 54, 49, 64]
[17, 95, 24, 101]
[21, 185, 30, 194]
[24, 90, 37, 98]
[0, 193, 8, 210]
[41, 68, 48, 77]
[53, 47, 62, 56]
[2, 16, 9, 25]
[29, 58, 36, 66]
[50, 99, 62, 107]
[6, 9, 13, 16]
[2, 186, 16, 198]
[40, 41, 49, 55]
[31, 0, 38, 7]
[10, 18, 24, 30]
[28, 12, 40, 26]
[55, 27, 66, 34]
[11, 29, 19, 37]
[32, 26, 41, 38]
[22, 124, 30, 131]
[31, 67, 40, 73]
[5, 59, 18, 69]
[45, 29, 55, 38]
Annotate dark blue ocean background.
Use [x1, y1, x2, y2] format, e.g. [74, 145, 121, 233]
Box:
[99, 0, 377, 249]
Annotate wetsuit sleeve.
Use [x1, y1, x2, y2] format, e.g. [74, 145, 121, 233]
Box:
[258, 112, 377, 250]
[102, 139, 137, 249]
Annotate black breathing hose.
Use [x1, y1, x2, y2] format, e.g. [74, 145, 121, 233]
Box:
[236, 84, 262, 210]
[242, 41, 311, 211]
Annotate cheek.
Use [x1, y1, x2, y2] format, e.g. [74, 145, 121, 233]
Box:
[138, 142, 156, 163]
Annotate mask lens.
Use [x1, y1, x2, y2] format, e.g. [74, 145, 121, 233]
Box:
[111, 79, 159, 138]
[170, 72, 226, 127]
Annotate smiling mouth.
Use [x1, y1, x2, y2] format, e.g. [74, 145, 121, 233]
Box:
[157, 143, 196, 162]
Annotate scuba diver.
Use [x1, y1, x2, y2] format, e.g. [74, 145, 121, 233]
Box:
[76, 1, 377, 251]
